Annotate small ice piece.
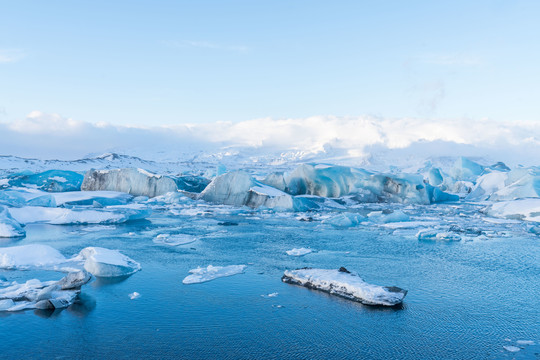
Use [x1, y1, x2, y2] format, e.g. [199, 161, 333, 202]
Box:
[282, 267, 407, 306]
[503, 345, 521, 353]
[0, 205, 26, 238]
[77, 247, 141, 277]
[182, 265, 246, 284]
[367, 210, 410, 223]
[322, 212, 364, 228]
[286, 248, 312, 256]
[0, 244, 67, 270]
[129, 292, 140, 300]
[417, 230, 461, 241]
[516, 340, 535, 346]
[153, 233, 197, 246]
[266, 292, 278, 297]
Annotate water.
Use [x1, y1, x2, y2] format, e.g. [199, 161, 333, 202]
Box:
[0, 203, 539, 359]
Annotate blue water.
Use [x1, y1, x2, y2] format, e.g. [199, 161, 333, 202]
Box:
[0, 204, 539, 359]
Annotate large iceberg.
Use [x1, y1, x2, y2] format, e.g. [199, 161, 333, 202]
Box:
[200, 171, 293, 209]
[282, 267, 407, 306]
[76, 247, 141, 277]
[484, 199, 540, 223]
[467, 167, 540, 201]
[6, 170, 84, 192]
[0, 244, 67, 269]
[0, 205, 25, 238]
[182, 265, 246, 284]
[82, 168, 178, 197]
[0, 270, 91, 311]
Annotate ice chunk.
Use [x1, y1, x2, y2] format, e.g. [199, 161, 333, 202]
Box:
[450, 157, 484, 181]
[200, 171, 293, 209]
[8, 205, 149, 225]
[182, 265, 246, 284]
[425, 185, 459, 203]
[282, 267, 407, 306]
[77, 247, 141, 277]
[503, 345, 521, 353]
[0, 271, 90, 312]
[82, 168, 178, 197]
[52, 191, 132, 206]
[0, 244, 67, 269]
[153, 233, 197, 246]
[286, 248, 312, 256]
[129, 292, 140, 300]
[417, 230, 461, 241]
[516, 340, 535, 346]
[427, 168, 444, 186]
[0, 189, 57, 207]
[7, 170, 84, 192]
[322, 212, 364, 228]
[367, 209, 410, 223]
[484, 199, 540, 223]
[0, 205, 26, 238]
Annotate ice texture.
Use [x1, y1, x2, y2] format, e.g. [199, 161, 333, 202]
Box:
[485, 199, 540, 223]
[8, 205, 149, 225]
[0, 270, 91, 311]
[77, 247, 141, 277]
[0, 244, 67, 269]
[82, 168, 178, 197]
[282, 267, 407, 306]
[0, 188, 57, 207]
[200, 171, 293, 209]
[7, 170, 84, 192]
[182, 265, 247, 284]
[0, 205, 26, 238]
[286, 248, 312, 256]
[322, 212, 365, 228]
[52, 190, 133, 206]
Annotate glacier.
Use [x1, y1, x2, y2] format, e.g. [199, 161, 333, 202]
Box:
[282, 267, 407, 306]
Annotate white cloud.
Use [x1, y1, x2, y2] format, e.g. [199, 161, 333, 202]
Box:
[0, 112, 539, 167]
[0, 49, 25, 64]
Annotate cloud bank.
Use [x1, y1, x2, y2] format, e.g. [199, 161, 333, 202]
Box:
[1, 111, 539, 168]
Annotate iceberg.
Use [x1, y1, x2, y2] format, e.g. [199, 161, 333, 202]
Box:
[77, 247, 141, 277]
[8, 205, 149, 225]
[200, 171, 293, 209]
[182, 265, 246, 284]
[0, 205, 26, 238]
[81, 168, 178, 198]
[450, 157, 485, 182]
[52, 190, 133, 206]
[467, 167, 540, 201]
[0, 270, 91, 312]
[0, 244, 67, 269]
[367, 209, 410, 223]
[484, 199, 540, 223]
[7, 170, 84, 192]
[286, 248, 312, 256]
[0, 189, 57, 207]
[282, 267, 407, 306]
[322, 212, 365, 228]
[172, 175, 210, 193]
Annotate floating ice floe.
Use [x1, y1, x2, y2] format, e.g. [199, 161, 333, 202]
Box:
[282, 267, 407, 306]
[286, 248, 312, 256]
[128, 292, 140, 300]
[182, 265, 246, 284]
[503, 345, 521, 353]
[153, 233, 198, 246]
[322, 212, 365, 228]
[484, 199, 540, 223]
[416, 230, 461, 241]
[8, 205, 149, 225]
[76, 247, 141, 278]
[0, 270, 91, 312]
[82, 168, 178, 197]
[200, 171, 293, 209]
[0, 244, 68, 270]
[0, 205, 26, 238]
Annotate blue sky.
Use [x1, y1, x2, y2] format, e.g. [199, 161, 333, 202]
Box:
[1, 0, 539, 126]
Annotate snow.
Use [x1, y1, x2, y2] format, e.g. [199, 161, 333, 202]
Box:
[77, 247, 141, 277]
[8, 205, 149, 225]
[82, 168, 178, 197]
[154, 233, 198, 246]
[182, 265, 246, 284]
[282, 267, 407, 306]
[286, 248, 312, 256]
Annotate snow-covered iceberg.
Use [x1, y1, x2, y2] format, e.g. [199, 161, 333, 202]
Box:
[0, 244, 68, 270]
[0, 205, 25, 238]
[467, 167, 540, 201]
[0, 270, 91, 311]
[76, 247, 141, 277]
[282, 267, 407, 306]
[484, 199, 540, 223]
[200, 171, 293, 209]
[82, 168, 178, 197]
[8, 205, 149, 225]
[182, 265, 246, 284]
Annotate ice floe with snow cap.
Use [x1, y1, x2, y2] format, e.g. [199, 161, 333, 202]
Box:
[282, 267, 407, 306]
[76, 247, 141, 278]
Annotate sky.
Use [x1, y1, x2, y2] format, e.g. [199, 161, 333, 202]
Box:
[1, 0, 540, 127]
